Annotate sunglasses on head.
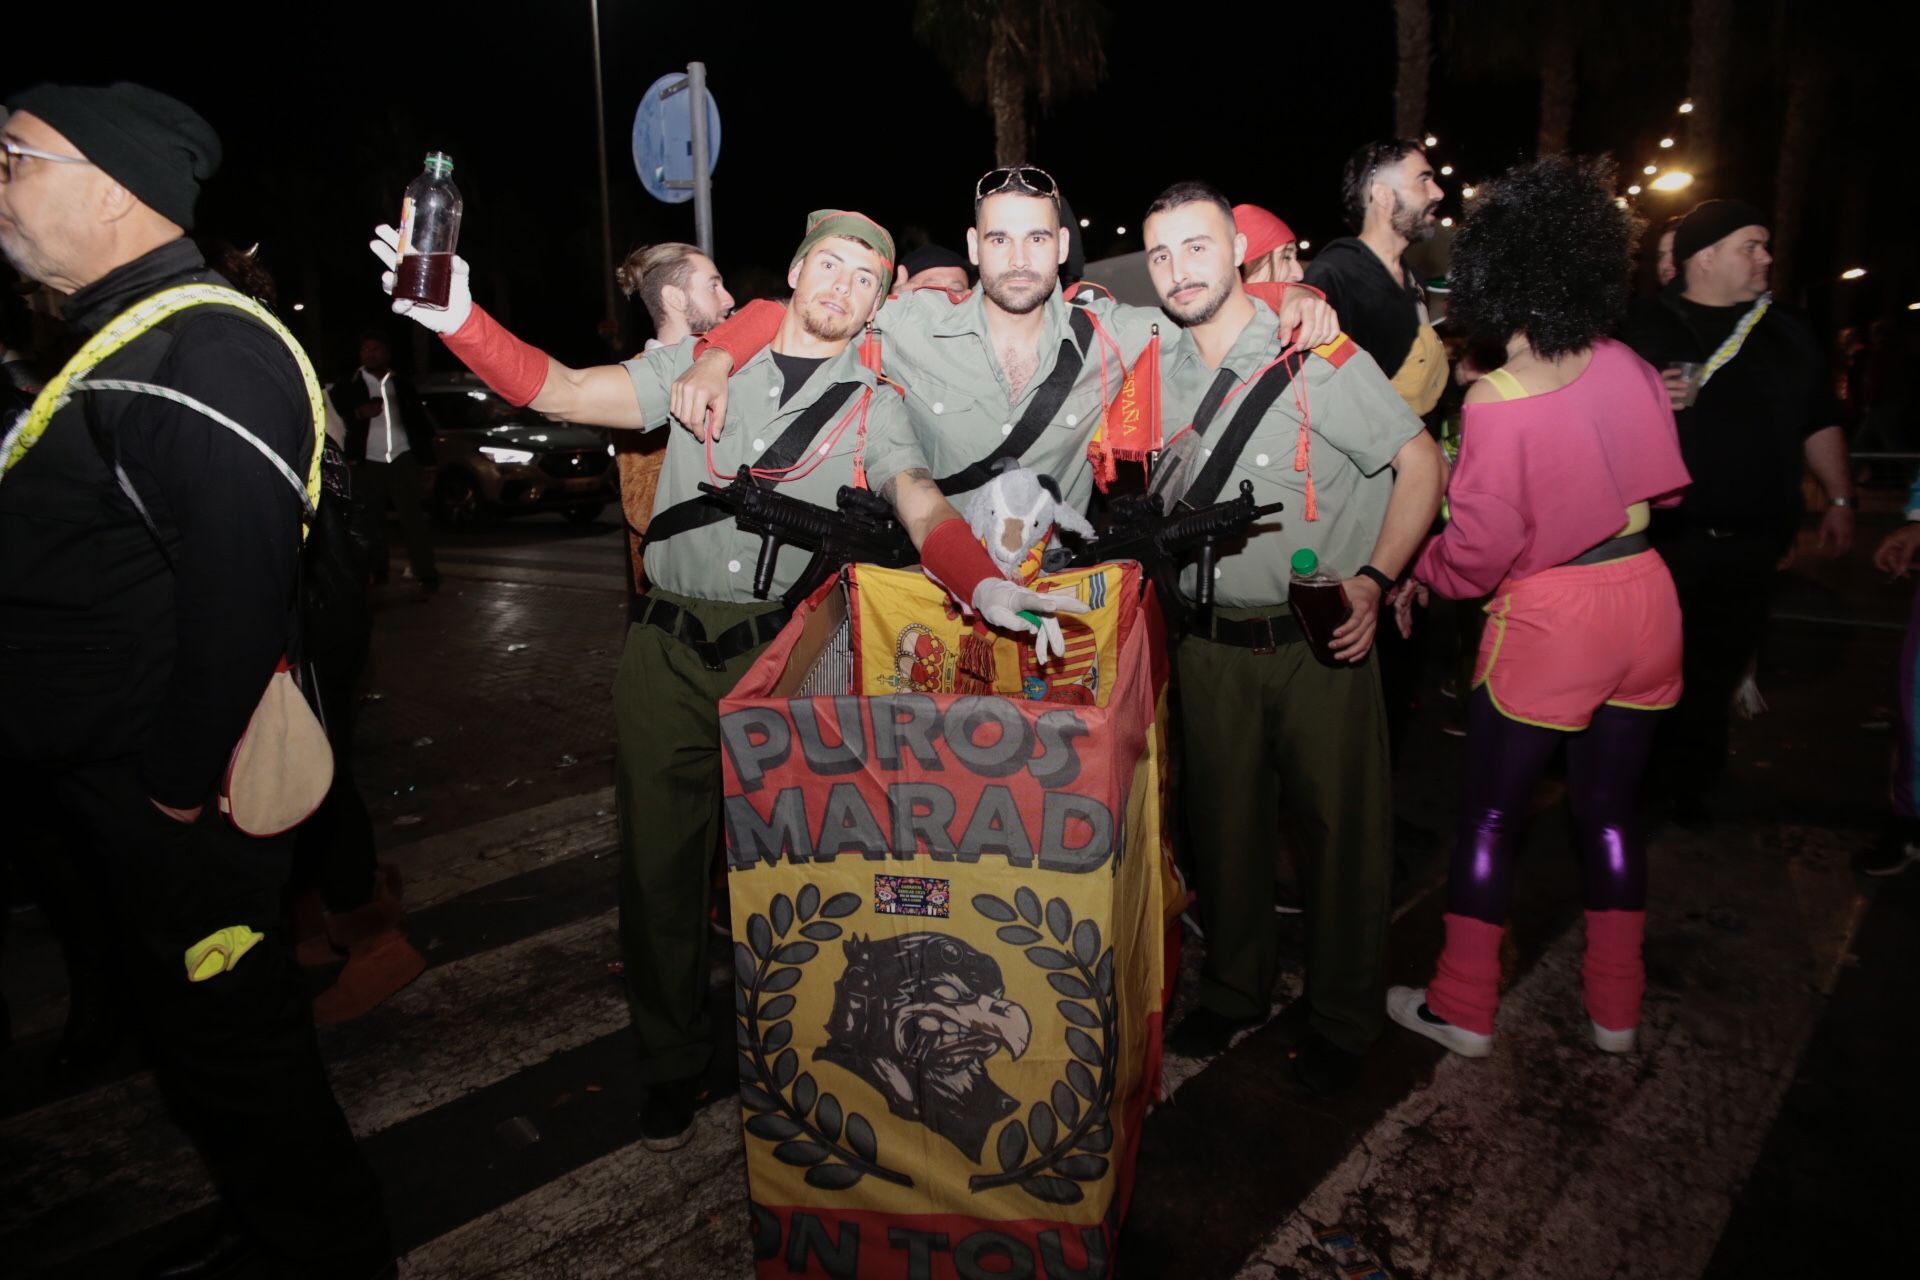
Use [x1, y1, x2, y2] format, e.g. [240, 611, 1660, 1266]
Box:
[975, 165, 1059, 202]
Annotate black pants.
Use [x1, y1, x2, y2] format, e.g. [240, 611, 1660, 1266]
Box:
[1653, 528, 1781, 800]
[294, 614, 378, 915]
[355, 454, 436, 585]
[52, 761, 392, 1276]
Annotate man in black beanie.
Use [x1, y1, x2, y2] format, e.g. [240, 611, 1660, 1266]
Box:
[1625, 199, 1854, 830]
[0, 84, 393, 1279]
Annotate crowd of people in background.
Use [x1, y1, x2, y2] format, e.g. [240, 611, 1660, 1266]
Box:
[4, 77, 1917, 1280]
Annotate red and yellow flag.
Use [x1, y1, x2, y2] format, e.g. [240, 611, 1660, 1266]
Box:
[1087, 329, 1160, 492]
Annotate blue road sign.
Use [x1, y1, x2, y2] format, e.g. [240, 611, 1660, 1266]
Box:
[633, 72, 721, 205]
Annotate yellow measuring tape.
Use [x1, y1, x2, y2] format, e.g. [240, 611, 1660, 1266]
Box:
[0, 283, 325, 523]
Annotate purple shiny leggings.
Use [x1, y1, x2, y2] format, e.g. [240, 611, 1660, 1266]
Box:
[1448, 689, 1661, 925]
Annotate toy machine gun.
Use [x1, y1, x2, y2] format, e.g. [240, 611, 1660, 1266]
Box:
[697, 466, 918, 606]
[1065, 478, 1283, 617]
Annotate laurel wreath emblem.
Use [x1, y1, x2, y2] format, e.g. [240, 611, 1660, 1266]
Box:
[735, 884, 913, 1190]
[967, 888, 1118, 1205]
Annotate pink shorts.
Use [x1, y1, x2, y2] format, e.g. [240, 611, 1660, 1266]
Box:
[1474, 550, 1683, 730]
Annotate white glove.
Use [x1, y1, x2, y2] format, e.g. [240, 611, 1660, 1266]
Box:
[369, 224, 474, 334]
[971, 579, 1091, 666]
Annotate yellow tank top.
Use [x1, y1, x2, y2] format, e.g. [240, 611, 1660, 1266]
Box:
[1480, 367, 1648, 536]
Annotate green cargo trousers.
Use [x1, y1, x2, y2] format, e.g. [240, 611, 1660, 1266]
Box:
[612, 588, 782, 1084]
[1176, 623, 1394, 1055]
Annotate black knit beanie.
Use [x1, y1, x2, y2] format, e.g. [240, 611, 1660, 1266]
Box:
[5, 82, 221, 231]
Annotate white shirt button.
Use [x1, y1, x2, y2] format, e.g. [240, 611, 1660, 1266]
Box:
[817, 443, 830, 456]
[1202, 447, 1213, 458]
[932, 401, 945, 414]
[1066, 413, 1079, 426]
[1001, 423, 1014, 436]
[727, 559, 742, 574]
[767, 386, 780, 398]
[1213, 566, 1222, 579]
[1255, 452, 1270, 467]
[752, 439, 766, 452]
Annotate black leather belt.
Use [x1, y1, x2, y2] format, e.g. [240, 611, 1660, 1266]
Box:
[633, 595, 788, 672]
[1562, 530, 1652, 566]
[1189, 609, 1303, 653]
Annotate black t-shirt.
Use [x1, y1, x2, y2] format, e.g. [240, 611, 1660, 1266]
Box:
[1303, 237, 1421, 376]
[771, 351, 828, 407]
[1623, 292, 1837, 544]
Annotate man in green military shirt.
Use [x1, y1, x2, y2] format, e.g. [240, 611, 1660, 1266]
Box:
[374, 209, 1084, 1147]
[1140, 183, 1447, 1093]
[674, 166, 1337, 515]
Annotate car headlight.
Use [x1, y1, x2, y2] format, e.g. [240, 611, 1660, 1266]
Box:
[479, 446, 535, 465]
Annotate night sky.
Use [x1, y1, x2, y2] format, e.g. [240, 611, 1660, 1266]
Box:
[8, 1, 1914, 375]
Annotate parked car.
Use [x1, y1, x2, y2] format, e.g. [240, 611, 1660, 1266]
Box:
[414, 373, 617, 527]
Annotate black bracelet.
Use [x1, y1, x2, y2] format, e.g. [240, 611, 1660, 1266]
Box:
[1356, 564, 1395, 594]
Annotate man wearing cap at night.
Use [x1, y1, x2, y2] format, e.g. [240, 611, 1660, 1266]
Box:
[673, 165, 1338, 520]
[372, 206, 1085, 1149]
[1235, 203, 1304, 285]
[0, 84, 393, 1278]
[1625, 198, 1854, 830]
[895, 240, 971, 296]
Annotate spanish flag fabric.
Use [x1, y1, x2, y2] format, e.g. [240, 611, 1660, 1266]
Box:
[1086, 331, 1160, 493]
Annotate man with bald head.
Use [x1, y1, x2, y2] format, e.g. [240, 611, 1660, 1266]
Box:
[0, 84, 392, 1277]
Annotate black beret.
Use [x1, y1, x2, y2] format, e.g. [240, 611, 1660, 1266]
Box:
[901, 242, 968, 277]
[5, 82, 221, 231]
[1672, 199, 1770, 265]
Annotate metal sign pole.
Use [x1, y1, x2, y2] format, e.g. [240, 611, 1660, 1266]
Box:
[688, 61, 714, 259]
[590, 0, 617, 330]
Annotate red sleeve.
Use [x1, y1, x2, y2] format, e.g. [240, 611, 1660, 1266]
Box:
[693, 298, 785, 368]
[439, 304, 551, 406]
[919, 517, 999, 612]
[1243, 280, 1326, 309]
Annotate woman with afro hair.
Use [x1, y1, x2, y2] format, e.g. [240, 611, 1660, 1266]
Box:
[1385, 155, 1690, 1057]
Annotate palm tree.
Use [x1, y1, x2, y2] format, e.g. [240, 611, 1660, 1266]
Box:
[1535, 8, 1577, 155]
[913, 0, 1111, 166]
[1395, 0, 1432, 139]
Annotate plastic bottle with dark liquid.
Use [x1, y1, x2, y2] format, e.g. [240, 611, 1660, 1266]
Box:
[393, 151, 462, 310]
[1287, 548, 1354, 667]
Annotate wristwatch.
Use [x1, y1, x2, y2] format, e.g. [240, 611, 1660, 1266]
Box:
[1356, 564, 1396, 594]
[1830, 496, 1856, 509]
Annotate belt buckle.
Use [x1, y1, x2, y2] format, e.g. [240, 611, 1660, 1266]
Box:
[1250, 616, 1277, 655]
[691, 638, 727, 672]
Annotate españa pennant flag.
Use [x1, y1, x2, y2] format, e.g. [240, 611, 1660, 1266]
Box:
[1086, 329, 1160, 492]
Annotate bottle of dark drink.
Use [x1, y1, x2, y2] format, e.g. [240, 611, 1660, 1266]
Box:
[393, 151, 462, 310]
[1287, 548, 1354, 667]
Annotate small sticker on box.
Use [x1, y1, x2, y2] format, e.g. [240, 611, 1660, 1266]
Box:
[874, 875, 951, 918]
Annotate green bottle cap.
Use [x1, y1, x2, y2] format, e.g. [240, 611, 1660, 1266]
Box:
[1290, 548, 1319, 576]
[424, 151, 454, 176]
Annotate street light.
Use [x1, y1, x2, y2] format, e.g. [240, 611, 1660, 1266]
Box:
[1424, 134, 1438, 147]
[1298, 240, 1311, 251]
[1115, 226, 1126, 235]
[1659, 137, 1675, 148]
[1628, 184, 1643, 195]
[1644, 164, 1658, 175]
[1079, 218, 1090, 228]
[1614, 198, 1629, 209]
[1650, 171, 1694, 192]
[1440, 164, 1453, 176]
[1461, 185, 1476, 199]
[1678, 100, 1694, 114]
[1440, 217, 1454, 227]
[1841, 268, 1867, 280]
[291, 303, 305, 312]
[1909, 302, 1920, 311]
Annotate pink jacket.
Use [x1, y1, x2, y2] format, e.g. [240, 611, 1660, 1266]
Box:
[1415, 339, 1690, 598]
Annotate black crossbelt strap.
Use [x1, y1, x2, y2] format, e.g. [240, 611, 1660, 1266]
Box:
[1179, 357, 1304, 510]
[934, 304, 1097, 496]
[644, 380, 863, 548]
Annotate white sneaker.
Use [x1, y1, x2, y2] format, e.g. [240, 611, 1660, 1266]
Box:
[1590, 1019, 1638, 1053]
[1387, 986, 1493, 1058]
